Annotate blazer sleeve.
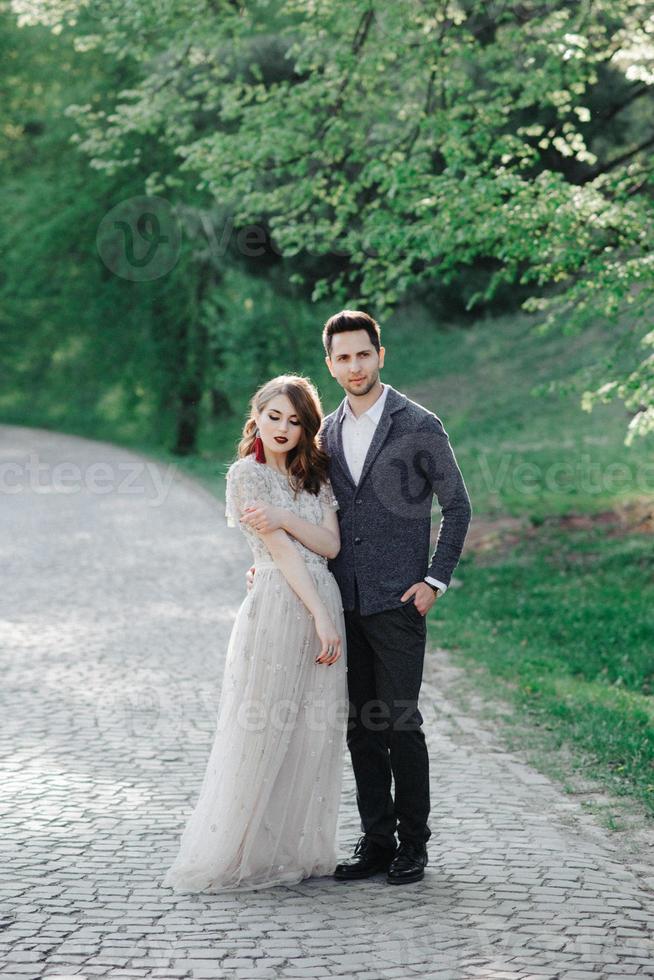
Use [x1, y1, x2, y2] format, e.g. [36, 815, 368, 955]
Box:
[418, 414, 472, 586]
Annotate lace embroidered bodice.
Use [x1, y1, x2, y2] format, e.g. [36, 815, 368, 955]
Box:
[224, 455, 339, 568]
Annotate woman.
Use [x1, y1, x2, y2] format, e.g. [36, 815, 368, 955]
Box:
[163, 375, 348, 892]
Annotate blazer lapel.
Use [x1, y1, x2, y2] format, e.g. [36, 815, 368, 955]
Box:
[332, 399, 357, 488]
[355, 393, 395, 489]
[328, 385, 406, 490]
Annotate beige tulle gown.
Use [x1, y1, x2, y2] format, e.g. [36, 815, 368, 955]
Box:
[163, 455, 349, 892]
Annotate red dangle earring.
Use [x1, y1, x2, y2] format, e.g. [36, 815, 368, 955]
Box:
[253, 426, 266, 463]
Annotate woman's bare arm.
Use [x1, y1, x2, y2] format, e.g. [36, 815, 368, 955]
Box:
[254, 527, 343, 663]
[257, 528, 329, 619]
[278, 506, 340, 560]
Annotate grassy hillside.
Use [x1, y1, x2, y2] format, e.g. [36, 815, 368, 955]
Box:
[398, 309, 653, 824]
[392, 308, 654, 825]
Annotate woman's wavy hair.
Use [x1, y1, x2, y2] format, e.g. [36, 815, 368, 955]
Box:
[235, 375, 330, 496]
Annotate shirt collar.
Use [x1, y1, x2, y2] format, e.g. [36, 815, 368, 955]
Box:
[340, 382, 388, 424]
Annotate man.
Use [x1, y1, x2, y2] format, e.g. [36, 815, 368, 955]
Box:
[320, 310, 472, 884]
[246, 309, 472, 884]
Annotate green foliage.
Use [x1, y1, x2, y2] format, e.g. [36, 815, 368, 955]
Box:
[15, 1, 654, 428]
[200, 265, 334, 412]
[6, 0, 654, 443]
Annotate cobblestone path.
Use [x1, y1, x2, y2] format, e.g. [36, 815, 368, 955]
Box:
[1, 426, 652, 980]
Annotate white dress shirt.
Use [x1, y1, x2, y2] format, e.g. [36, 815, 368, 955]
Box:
[340, 383, 448, 595]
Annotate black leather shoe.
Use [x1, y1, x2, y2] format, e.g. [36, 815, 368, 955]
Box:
[386, 840, 428, 884]
[333, 835, 397, 880]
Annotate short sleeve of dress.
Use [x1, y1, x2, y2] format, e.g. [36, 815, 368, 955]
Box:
[224, 458, 273, 528]
[318, 478, 340, 513]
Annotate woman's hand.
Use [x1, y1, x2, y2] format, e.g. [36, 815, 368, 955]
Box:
[240, 501, 286, 534]
[313, 609, 343, 666]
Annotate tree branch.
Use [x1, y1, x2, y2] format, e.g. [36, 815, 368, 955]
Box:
[581, 132, 654, 183]
[598, 83, 651, 125]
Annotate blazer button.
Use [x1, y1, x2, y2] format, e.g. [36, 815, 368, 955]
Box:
[356, 498, 362, 504]
[354, 537, 362, 544]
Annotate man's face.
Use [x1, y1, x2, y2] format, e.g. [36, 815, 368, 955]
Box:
[325, 329, 385, 397]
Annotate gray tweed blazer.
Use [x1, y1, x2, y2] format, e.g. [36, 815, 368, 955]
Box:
[321, 383, 472, 615]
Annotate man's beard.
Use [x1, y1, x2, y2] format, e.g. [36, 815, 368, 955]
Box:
[346, 373, 378, 397]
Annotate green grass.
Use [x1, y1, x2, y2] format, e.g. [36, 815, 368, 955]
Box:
[428, 521, 654, 816]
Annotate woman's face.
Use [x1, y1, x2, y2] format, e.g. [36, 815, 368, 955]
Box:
[254, 393, 303, 460]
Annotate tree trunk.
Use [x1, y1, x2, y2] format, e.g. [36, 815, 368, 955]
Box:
[173, 374, 204, 456]
[172, 262, 212, 456]
[210, 387, 232, 418]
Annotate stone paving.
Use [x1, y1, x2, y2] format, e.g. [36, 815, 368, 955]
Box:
[1, 424, 653, 980]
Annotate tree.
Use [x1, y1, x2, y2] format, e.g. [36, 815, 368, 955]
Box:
[11, 0, 654, 441]
[0, 5, 231, 453]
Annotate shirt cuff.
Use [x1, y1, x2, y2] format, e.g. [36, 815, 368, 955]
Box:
[425, 576, 448, 595]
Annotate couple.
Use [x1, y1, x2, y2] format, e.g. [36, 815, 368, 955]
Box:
[163, 309, 472, 892]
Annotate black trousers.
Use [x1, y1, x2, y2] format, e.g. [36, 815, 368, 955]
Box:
[344, 577, 431, 848]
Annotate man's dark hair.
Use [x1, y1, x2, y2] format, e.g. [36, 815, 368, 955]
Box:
[322, 309, 381, 357]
